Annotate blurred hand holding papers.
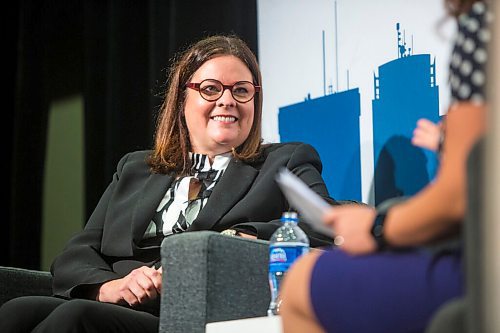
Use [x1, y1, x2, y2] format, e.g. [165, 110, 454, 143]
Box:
[275, 168, 334, 238]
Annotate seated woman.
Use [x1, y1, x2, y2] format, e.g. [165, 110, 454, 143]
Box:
[280, 0, 493, 332]
[0, 34, 335, 333]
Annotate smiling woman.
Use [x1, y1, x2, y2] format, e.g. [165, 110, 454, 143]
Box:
[149, 35, 265, 176]
[0, 34, 338, 333]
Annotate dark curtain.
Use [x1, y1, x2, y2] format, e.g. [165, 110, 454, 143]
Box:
[6, 0, 258, 269]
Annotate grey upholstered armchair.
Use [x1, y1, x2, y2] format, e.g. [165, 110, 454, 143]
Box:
[0, 231, 271, 333]
[0, 266, 53, 306]
[159, 231, 270, 332]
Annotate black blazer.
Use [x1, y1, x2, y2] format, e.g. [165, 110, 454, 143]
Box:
[51, 142, 336, 300]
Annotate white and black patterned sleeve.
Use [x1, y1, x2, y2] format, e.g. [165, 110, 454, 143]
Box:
[449, 0, 493, 104]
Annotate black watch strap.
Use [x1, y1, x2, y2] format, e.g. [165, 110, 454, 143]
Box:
[371, 211, 388, 251]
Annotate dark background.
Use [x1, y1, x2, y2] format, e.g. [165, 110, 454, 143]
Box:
[5, 0, 258, 269]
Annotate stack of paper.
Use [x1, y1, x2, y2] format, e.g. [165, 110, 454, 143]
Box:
[275, 168, 334, 237]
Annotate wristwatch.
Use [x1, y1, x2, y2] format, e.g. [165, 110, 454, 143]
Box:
[371, 210, 388, 251]
[220, 229, 238, 237]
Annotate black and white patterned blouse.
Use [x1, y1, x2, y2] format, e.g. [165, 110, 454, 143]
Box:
[141, 152, 232, 242]
[449, 0, 493, 104]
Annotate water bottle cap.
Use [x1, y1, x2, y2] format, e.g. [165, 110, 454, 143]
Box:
[281, 211, 298, 223]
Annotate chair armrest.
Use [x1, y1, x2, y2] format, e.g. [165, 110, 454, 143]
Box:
[0, 266, 52, 306]
[159, 231, 270, 333]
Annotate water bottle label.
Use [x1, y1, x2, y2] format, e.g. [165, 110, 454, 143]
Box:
[269, 244, 309, 273]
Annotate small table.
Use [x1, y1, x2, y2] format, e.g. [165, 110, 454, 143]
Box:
[206, 315, 282, 333]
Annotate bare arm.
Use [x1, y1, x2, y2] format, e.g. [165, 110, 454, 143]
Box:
[384, 102, 487, 246]
[324, 102, 487, 254]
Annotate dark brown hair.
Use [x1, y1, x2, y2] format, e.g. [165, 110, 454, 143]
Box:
[148, 35, 263, 175]
[444, 0, 481, 17]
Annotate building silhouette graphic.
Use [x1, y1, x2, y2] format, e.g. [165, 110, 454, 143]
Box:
[278, 22, 441, 203]
[279, 89, 362, 201]
[372, 23, 440, 204]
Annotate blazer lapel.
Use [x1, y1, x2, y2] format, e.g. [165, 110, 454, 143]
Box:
[190, 159, 258, 231]
[131, 172, 174, 244]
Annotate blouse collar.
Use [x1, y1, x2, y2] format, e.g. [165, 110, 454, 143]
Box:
[190, 152, 232, 173]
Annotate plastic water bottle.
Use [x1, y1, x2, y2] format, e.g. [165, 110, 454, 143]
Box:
[267, 211, 310, 316]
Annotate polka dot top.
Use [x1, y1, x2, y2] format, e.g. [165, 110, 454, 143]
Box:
[449, 0, 494, 104]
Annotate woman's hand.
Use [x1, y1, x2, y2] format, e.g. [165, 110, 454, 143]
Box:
[323, 205, 377, 255]
[412, 118, 442, 152]
[97, 266, 162, 307]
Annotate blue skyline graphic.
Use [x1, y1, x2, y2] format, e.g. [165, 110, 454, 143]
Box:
[279, 89, 362, 201]
[278, 23, 441, 203]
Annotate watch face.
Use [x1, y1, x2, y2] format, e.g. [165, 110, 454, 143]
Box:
[371, 213, 388, 250]
[373, 224, 384, 237]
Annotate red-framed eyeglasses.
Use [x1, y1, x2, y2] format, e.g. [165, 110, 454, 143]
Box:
[186, 79, 261, 103]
